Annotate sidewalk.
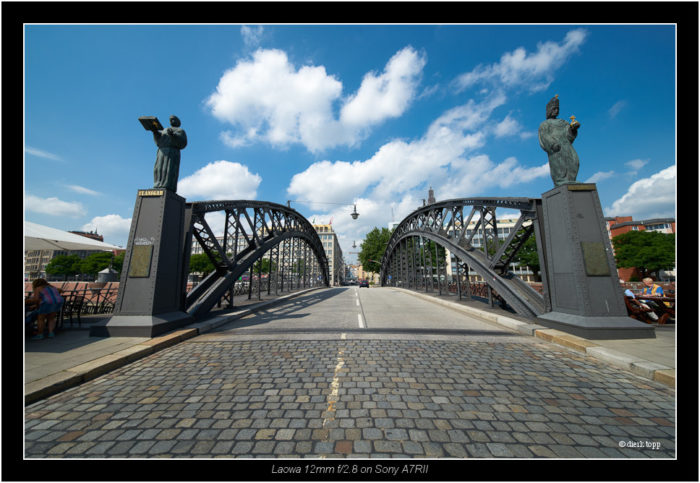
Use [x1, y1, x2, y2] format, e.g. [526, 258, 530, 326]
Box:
[24, 286, 675, 406]
[24, 287, 322, 405]
[393, 287, 675, 388]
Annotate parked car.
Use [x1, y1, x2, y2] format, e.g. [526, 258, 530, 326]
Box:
[359, 280, 369, 288]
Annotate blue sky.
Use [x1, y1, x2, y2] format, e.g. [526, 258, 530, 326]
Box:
[24, 24, 676, 263]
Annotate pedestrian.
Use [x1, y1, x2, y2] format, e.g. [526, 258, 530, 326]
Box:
[26, 278, 64, 340]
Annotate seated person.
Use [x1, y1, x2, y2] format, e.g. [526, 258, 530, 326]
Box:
[640, 277, 671, 309]
[25, 279, 64, 340]
[621, 280, 658, 321]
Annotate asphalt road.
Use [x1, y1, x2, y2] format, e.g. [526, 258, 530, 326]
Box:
[24, 287, 675, 460]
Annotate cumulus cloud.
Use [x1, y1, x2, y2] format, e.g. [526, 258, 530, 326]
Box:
[454, 29, 587, 93]
[340, 47, 426, 128]
[206, 46, 426, 152]
[605, 165, 676, 219]
[25, 195, 85, 217]
[178, 160, 262, 201]
[493, 114, 522, 138]
[82, 214, 131, 247]
[625, 158, 648, 174]
[584, 171, 616, 183]
[288, 93, 548, 220]
[241, 25, 263, 48]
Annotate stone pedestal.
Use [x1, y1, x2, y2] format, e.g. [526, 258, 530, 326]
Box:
[90, 189, 192, 337]
[537, 183, 654, 339]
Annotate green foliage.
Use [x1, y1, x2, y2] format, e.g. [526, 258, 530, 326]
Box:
[612, 230, 675, 279]
[45, 254, 82, 279]
[254, 257, 276, 274]
[358, 227, 393, 274]
[79, 252, 115, 277]
[511, 232, 541, 280]
[112, 252, 125, 274]
[189, 253, 216, 275]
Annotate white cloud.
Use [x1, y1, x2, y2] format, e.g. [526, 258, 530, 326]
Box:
[340, 47, 426, 128]
[241, 25, 263, 48]
[287, 93, 548, 224]
[608, 100, 626, 119]
[206, 46, 426, 152]
[584, 171, 616, 183]
[625, 158, 648, 173]
[25, 195, 85, 217]
[82, 214, 131, 247]
[178, 160, 262, 201]
[67, 184, 100, 196]
[493, 114, 522, 138]
[454, 28, 587, 93]
[605, 165, 676, 219]
[25, 146, 62, 161]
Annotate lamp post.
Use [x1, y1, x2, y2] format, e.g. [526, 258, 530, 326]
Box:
[286, 200, 360, 221]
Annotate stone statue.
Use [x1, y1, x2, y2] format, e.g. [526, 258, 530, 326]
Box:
[151, 115, 187, 192]
[538, 95, 580, 187]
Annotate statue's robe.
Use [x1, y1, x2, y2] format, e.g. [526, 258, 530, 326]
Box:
[538, 118, 579, 187]
[153, 127, 187, 192]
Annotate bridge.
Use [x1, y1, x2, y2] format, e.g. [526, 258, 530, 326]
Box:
[379, 197, 546, 319]
[93, 182, 654, 341]
[184, 200, 330, 320]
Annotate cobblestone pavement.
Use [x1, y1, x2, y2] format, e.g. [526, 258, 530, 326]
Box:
[25, 335, 675, 458]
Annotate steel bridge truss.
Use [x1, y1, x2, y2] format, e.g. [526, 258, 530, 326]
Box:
[380, 198, 548, 318]
[183, 200, 330, 320]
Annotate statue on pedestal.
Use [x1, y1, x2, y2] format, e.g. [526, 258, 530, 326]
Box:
[538, 95, 580, 187]
[139, 115, 187, 192]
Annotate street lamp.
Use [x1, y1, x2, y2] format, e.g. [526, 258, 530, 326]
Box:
[287, 200, 360, 221]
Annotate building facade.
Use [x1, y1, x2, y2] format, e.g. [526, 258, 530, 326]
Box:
[313, 224, 344, 285]
[24, 231, 109, 281]
[605, 216, 676, 281]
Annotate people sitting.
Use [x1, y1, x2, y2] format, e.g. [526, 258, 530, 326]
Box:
[25, 279, 64, 340]
[621, 279, 658, 322]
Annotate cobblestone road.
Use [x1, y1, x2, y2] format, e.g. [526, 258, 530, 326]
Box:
[25, 335, 675, 458]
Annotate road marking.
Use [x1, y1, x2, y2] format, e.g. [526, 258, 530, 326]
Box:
[358, 313, 365, 329]
[356, 299, 359, 306]
[322, 347, 346, 438]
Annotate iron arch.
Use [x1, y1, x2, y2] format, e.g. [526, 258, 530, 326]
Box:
[380, 198, 547, 318]
[183, 200, 330, 319]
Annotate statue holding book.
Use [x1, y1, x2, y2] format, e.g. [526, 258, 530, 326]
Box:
[538, 95, 580, 187]
[139, 115, 187, 192]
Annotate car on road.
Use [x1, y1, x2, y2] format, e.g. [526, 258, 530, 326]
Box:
[359, 280, 369, 288]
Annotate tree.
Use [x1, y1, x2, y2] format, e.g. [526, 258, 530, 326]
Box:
[79, 252, 114, 277]
[511, 232, 541, 281]
[254, 257, 276, 274]
[188, 253, 216, 276]
[45, 254, 82, 280]
[112, 252, 125, 274]
[358, 227, 393, 275]
[612, 230, 675, 279]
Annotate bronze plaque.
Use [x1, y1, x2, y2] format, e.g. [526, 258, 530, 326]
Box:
[581, 242, 610, 276]
[128, 244, 153, 278]
[567, 183, 596, 191]
[138, 189, 164, 197]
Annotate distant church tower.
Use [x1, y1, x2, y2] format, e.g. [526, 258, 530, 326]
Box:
[427, 186, 436, 205]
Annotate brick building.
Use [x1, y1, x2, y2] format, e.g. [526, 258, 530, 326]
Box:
[604, 216, 676, 281]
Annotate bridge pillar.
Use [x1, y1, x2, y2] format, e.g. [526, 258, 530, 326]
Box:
[537, 184, 655, 339]
[90, 189, 193, 337]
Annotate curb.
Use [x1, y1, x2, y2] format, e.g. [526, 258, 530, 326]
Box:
[25, 287, 323, 406]
[391, 287, 675, 389]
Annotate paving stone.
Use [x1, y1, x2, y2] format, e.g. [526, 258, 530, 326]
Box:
[24, 338, 675, 459]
